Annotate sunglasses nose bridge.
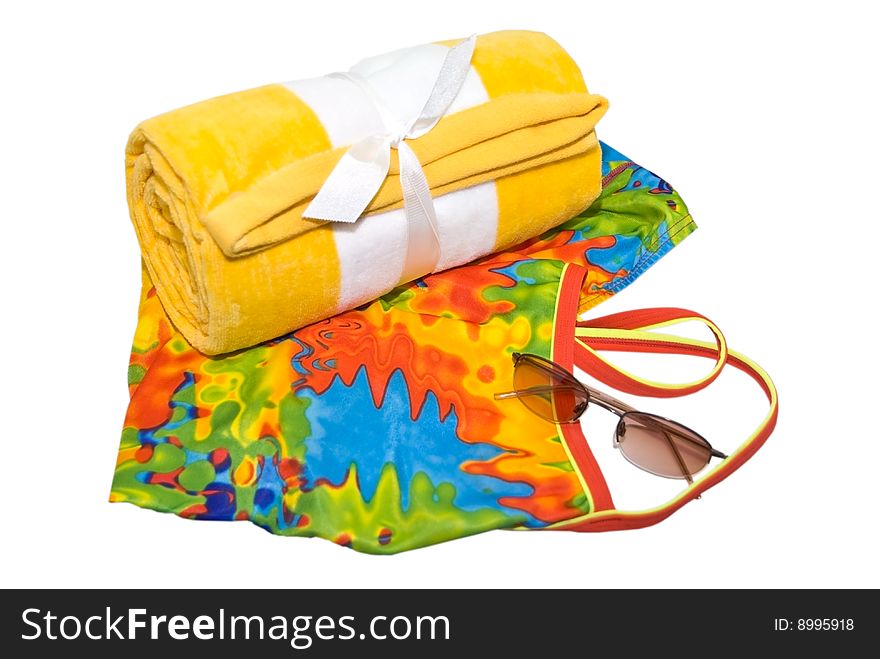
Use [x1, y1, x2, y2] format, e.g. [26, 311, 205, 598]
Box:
[571, 396, 589, 420]
[613, 418, 625, 449]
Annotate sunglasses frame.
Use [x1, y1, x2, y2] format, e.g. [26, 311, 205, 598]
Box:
[494, 352, 727, 483]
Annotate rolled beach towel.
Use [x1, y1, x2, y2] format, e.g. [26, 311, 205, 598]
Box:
[127, 30, 607, 354]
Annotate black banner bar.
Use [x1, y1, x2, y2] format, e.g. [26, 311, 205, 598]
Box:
[1, 589, 870, 656]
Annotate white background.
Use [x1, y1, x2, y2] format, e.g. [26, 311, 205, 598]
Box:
[1, 0, 877, 589]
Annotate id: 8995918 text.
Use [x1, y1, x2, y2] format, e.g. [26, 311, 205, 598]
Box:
[773, 618, 854, 631]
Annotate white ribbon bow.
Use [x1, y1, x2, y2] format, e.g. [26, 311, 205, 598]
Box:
[303, 35, 477, 282]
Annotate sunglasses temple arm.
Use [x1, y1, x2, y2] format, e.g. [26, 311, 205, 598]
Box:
[660, 427, 694, 485]
[638, 415, 729, 462]
[582, 383, 726, 460]
[493, 385, 584, 401]
[583, 386, 637, 415]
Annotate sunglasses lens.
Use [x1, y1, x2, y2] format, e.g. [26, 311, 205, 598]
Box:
[616, 412, 712, 480]
[512, 357, 587, 422]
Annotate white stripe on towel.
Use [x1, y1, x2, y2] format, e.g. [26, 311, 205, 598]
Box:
[284, 40, 497, 311]
[283, 42, 489, 148]
[332, 181, 499, 312]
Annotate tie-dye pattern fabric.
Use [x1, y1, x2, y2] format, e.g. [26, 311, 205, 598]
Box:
[111, 143, 695, 553]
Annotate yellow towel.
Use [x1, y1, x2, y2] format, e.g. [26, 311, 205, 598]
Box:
[127, 30, 608, 354]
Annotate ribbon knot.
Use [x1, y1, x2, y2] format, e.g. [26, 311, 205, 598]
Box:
[386, 121, 410, 148]
[303, 35, 477, 282]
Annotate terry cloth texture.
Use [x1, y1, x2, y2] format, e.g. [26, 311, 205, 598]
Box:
[126, 30, 607, 354]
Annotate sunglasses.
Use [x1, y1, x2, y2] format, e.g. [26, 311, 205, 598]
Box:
[494, 352, 727, 483]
